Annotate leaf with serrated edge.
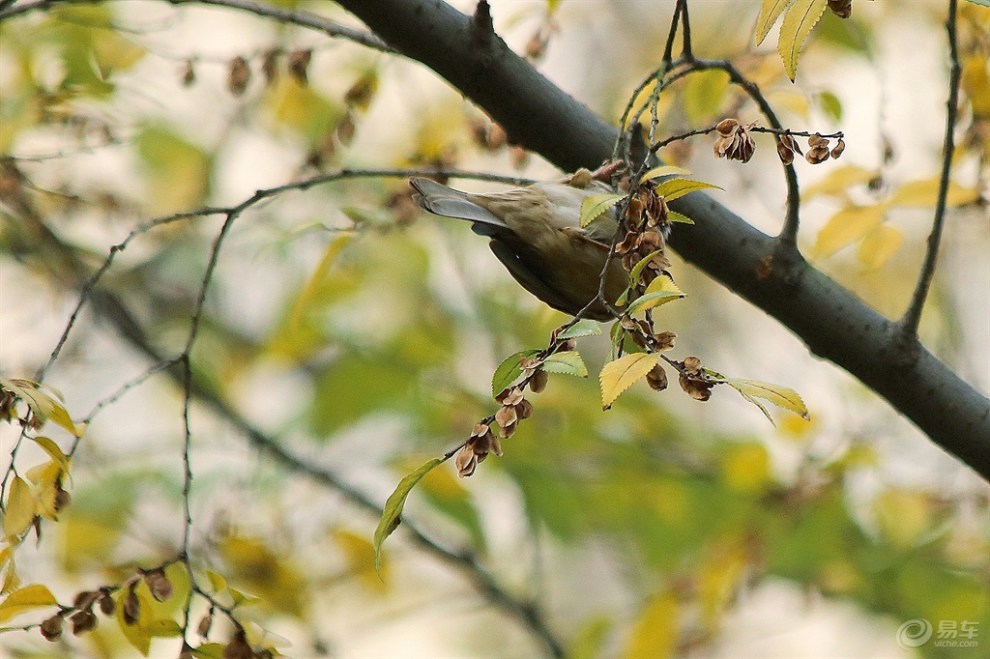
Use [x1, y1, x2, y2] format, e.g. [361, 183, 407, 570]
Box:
[655, 178, 722, 202]
[668, 211, 695, 224]
[557, 319, 602, 340]
[580, 193, 624, 228]
[755, 0, 793, 46]
[0, 584, 57, 623]
[627, 249, 666, 286]
[600, 353, 658, 408]
[625, 276, 685, 315]
[778, 0, 828, 81]
[727, 378, 809, 420]
[374, 458, 445, 574]
[641, 165, 691, 182]
[492, 350, 539, 399]
[542, 351, 588, 377]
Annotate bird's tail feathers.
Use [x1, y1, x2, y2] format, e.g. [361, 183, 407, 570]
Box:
[409, 178, 508, 232]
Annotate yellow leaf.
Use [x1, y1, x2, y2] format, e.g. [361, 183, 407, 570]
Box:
[961, 54, 990, 118]
[698, 539, 748, 626]
[721, 443, 772, 493]
[801, 165, 879, 199]
[888, 178, 981, 208]
[725, 378, 810, 421]
[812, 204, 886, 258]
[580, 193, 624, 228]
[29, 436, 70, 473]
[116, 588, 154, 655]
[0, 584, 57, 623]
[755, 0, 793, 46]
[874, 489, 931, 550]
[3, 477, 34, 540]
[640, 165, 691, 182]
[654, 178, 721, 202]
[778, 0, 828, 81]
[765, 88, 811, 119]
[600, 353, 658, 408]
[857, 224, 904, 269]
[25, 460, 60, 521]
[286, 232, 355, 332]
[625, 276, 685, 315]
[623, 593, 679, 659]
[204, 569, 227, 594]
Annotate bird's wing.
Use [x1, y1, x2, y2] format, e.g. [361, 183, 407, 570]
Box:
[409, 178, 509, 234]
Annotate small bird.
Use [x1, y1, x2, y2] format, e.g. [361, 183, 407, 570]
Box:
[409, 171, 627, 321]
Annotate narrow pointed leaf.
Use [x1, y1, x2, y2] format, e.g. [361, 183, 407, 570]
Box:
[755, 0, 793, 46]
[655, 178, 722, 202]
[374, 458, 445, 574]
[778, 0, 828, 81]
[667, 211, 695, 224]
[641, 165, 691, 182]
[726, 378, 810, 420]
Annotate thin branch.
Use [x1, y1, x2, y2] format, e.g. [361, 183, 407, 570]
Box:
[899, 0, 961, 341]
[0, 0, 393, 55]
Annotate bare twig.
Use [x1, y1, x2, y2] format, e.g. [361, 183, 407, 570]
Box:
[898, 0, 961, 342]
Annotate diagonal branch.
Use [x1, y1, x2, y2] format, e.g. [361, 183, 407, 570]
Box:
[334, 0, 990, 477]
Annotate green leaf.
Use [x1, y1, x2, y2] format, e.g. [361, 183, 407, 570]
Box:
[191, 643, 227, 659]
[374, 458, 445, 573]
[580, 193, 624, 228]
[778, 0, 828, 81]
[640, 165, 691, 182]
[655, 178, 722, 202]
[0, 584, 57, 623]
[724, 378, 810, 423]
[627, 249, 666, 287]
[668, 211, 695, 225]
[817, 90, 843, 122]
[755, 0, 793, 46]
[557, 319, 602, 340]
[683, 70, 730, 126]
[600, 353, 658, 408]
[542, 351, 588, 378]
[963, 0, 990, 6]
[492, 350, 539, 399]
[625, 276, 685, 315]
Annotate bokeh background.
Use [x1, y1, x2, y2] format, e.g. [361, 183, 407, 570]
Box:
[1, 1, 988, 657]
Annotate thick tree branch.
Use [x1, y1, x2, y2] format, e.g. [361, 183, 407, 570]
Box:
[337, 0, 990, 477]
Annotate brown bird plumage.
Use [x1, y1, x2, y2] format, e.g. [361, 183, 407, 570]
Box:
[410, 174, 627, 321]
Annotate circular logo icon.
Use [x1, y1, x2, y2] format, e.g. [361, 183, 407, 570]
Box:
[897, 619, 933, 648]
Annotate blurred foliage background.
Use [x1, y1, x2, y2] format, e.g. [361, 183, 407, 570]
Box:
[0, 1, 988, 657]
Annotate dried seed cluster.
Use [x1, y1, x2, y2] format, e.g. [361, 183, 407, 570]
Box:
[777, 131, 845, 165]
[713, 119, 756, 163]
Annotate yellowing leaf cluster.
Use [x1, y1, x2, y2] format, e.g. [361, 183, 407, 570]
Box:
[755, 0, 829, 81]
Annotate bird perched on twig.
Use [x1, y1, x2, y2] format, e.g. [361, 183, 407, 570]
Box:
[409, 169, 627, 321]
